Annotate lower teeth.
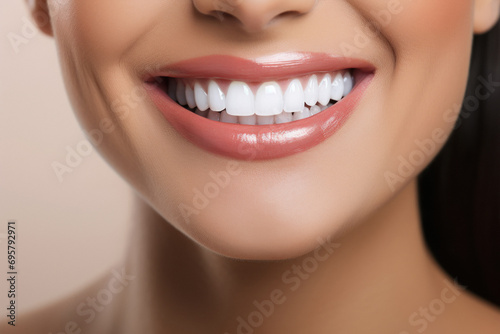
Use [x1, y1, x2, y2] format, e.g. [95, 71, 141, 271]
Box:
[188, 102, 335, 125]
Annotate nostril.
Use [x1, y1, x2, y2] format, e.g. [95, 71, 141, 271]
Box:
[268, 10, 304, 26]
[211, 10, 238, 23]
[211, 9, 306, 33]
[277, 10, 300, 18]
[193, 0, 318, 33]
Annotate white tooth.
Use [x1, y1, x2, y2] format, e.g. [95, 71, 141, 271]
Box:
[257, 115, 275, 125]
[194, 82, 209, 111]
[343, 71, 353, 97]
[168, 78, 177, 101]
[331, 72, 344, 101]
[186, 85, 197, 109]
[220, 110, 238, 124]
[195, 108, 208, 118]
[275, 111, 293, 124]
[208, 80, 226, 112]
[304, 75, 319, 106]
[176, 81, 188, 105]
[292, 107, 311, 121]
[284, 79, 305, 113]
[255, 82, 284, 116]
[239, 115, 257, 125]
[310, 105, 321, 115]
[318, 74, 332, 106]
[226, 82, 255, 116]
[207, 110, 220, 121]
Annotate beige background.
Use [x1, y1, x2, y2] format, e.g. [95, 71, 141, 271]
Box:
[0, 2, 133, 312]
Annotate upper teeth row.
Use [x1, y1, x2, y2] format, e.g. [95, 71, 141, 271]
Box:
[167, 71, 353, 117]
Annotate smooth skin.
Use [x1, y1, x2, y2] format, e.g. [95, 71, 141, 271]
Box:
[4, 0, 500, 333]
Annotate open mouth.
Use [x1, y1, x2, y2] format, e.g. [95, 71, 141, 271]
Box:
[154, 70, 355, 125]
[145, 53, 374, 160]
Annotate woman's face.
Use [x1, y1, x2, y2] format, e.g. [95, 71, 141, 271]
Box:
[39, 0, 490, 259]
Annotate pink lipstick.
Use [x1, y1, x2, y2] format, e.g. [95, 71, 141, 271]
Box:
[145, 52, 374, 160]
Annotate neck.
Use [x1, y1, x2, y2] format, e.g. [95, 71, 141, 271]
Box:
[119, 180, 455, 333]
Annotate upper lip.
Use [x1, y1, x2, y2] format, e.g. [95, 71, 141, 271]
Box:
[144, 52, 376, 82]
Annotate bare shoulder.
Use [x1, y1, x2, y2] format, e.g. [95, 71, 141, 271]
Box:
[0, 272, 124, 334]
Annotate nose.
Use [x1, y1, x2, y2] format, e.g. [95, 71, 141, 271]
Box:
[192, 0, 318, 33]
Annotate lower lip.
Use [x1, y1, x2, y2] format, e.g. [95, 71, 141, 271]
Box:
[146, 72, 373, 161]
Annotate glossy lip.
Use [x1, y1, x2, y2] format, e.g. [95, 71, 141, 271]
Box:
[145, 52, 375, 161]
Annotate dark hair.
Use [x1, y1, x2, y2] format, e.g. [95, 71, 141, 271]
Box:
[418, 21, 500, 306]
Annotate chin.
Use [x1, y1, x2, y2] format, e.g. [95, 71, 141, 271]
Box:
[159, 196, 350, 260]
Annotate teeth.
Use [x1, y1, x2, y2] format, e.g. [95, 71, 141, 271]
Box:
[321, 103, 333, 112]
[343, 71, 353, 97]
[304, 75, 319, 107]
[220, 110, 238, 124]
[275, 111, 293, 124]
[207, 110, 220, 121]
[208, 80, 226, 112]
[195, 108, 208, 118]
[255, 82, 284, 116]
[239, 114, 257, 125]
[198, 104, 333, 125]
[330, 72, 344, 102]
[176, 81, 188, 106]
[166, 70, 355, 125]
[310, 105, 321, 115]
[292, 107, 311, 121]
[318, 74, 332, 106]
[168, 78, 177, 101]
[226, 82, 255, 116]
[284, 79, 305, 113]
[194, 82, 209, 112]
[257, 115, 275, 125]
[186, 85, 197, 109]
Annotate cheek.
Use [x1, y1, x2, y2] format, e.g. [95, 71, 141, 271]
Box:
[333, 0, 475, 198]
[390, 0, 474, 126]
[56, 0, 167, 59]
[364, 0, 474, 125]
[392, 0, 474, 64]
[47, 1, 172, 196]
[350, 0, 474, 60]
[375, 0, 474, 187]
[402, 0, 473, 39]
[354, 0, 474, 39]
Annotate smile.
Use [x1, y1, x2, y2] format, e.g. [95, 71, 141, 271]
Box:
[163, 70, 353, 125]
[145, 52, 374, 160]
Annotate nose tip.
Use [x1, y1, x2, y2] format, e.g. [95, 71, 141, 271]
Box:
[192, 0, 318, 33]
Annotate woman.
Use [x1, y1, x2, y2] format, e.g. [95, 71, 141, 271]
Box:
[5, 0, 500, 333]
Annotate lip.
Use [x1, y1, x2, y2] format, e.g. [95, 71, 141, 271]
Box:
[145, 52, 375, 161]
